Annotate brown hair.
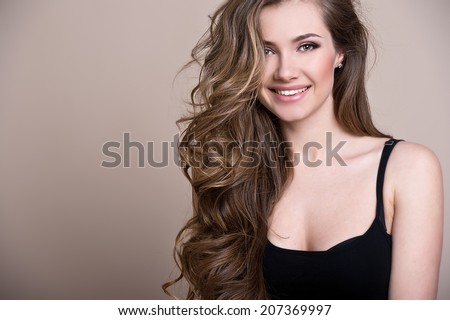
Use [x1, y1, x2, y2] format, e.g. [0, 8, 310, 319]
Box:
[163, 0, 389, 299]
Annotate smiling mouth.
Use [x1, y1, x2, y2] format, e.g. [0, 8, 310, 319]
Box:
[271, 86, 311, 96]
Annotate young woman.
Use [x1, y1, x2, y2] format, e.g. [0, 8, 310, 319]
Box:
[164, 0, 443, 299]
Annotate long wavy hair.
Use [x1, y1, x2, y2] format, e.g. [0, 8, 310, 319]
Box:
[163, 0, 389, 299]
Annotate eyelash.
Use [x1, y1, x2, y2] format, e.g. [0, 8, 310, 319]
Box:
[264, 48, 275, 56]
[264, 42, 319, 56]
[298, 42, 319, 52]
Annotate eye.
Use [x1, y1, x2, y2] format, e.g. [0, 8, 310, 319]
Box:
[298, 43, 318, 52]
[264, 47, 275, 56]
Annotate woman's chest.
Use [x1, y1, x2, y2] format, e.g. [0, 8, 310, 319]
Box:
[267, 164, 380, 251]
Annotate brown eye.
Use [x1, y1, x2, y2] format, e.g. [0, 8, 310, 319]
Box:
[298, 43, 318, 52]
[264, 48, 275, 56]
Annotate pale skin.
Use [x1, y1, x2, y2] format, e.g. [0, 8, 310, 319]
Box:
[258, 0, 443, 299]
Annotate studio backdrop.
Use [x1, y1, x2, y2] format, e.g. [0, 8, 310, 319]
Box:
[0, 0, 449, 299]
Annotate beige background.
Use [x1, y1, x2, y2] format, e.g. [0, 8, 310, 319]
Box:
[0, 0, 449, 299]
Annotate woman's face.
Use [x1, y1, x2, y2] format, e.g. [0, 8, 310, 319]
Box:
[257, 0, 343, 125]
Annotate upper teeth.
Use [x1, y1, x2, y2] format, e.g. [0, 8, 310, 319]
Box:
[275, 87, 309, 96]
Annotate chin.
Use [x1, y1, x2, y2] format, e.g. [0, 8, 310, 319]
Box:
[265, 108, 311, 124]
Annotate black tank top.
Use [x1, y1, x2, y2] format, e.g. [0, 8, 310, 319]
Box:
[263, 139, 402, 299]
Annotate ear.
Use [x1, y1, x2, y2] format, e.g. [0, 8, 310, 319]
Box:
[335, 51, 345, 69]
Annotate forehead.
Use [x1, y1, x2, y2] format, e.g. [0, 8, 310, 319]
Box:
[259, 1, 330, 40]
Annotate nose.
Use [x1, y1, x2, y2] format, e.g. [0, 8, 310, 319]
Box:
[274, 53, 299, 81]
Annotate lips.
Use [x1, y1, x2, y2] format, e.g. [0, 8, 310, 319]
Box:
[270, 86, 311, 96]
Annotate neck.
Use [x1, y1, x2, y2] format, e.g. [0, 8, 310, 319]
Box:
[279, 101, 352, 165]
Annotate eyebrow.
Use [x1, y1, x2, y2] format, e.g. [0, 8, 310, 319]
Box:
[263, 33, 322, 46]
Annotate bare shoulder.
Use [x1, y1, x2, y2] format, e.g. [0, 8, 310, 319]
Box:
[386, 140, 443, 226]
[388, 140, 442, 184]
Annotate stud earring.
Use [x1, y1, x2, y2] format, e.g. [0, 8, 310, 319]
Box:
[337, 63, 344, 69]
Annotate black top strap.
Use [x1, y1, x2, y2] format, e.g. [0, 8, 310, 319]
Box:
[376, 138, 403, 231]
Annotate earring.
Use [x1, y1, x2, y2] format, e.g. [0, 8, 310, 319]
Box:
[337, 63, 344, 69]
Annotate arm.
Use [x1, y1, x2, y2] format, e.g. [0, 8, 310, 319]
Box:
[388, 142, 444, 299]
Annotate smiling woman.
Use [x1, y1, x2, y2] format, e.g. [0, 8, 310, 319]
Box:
[163, 0, 444, 300]
[258, 3, 341, 124]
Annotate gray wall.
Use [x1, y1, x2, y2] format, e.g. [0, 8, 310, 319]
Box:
[0, 0, 449, 299]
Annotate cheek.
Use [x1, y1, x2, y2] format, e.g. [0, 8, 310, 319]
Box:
[258, 65, 273, 100]
[260, 61, 274, 84]
[310, 54, 336, 85]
